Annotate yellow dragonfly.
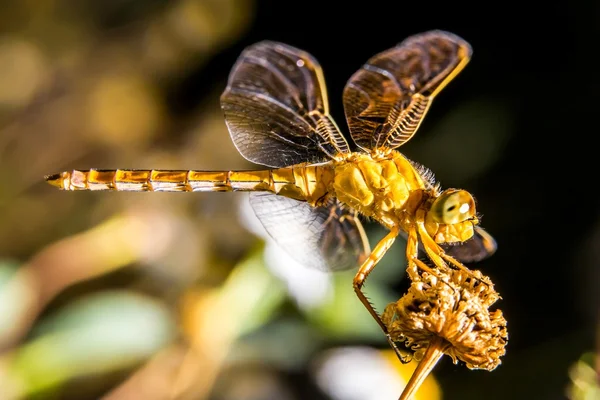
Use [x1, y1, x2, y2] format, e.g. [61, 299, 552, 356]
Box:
[46, 30, 496, 360]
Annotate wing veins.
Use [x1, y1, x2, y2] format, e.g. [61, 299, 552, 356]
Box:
[273, 44, 328, 114]
[227, 88, 314, 134]
[245, 54, 308, 113]
[343, 30, 472, 151]
[363, 64, 405, 92]
[222, 41, 353, 167]
[250, 193, 368, 272]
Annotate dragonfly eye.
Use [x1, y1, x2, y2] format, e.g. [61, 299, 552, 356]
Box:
[430, 189, 476, 224]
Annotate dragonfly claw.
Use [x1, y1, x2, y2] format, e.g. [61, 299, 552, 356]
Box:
[386, 334, 412, 364]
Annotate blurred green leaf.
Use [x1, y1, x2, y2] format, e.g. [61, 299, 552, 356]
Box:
[0, 261, 34, 341]
[220, 244, 288, 338]
[568, 352, 599, 400]
[235, 318, 323, 370]
[306, 268, 397, 341]
[7, 291, 175, 398]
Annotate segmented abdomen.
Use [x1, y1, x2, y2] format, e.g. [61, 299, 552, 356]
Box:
[45, 166, 334, 203]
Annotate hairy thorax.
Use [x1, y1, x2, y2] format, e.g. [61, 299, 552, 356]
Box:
[332, 151, 428, 229]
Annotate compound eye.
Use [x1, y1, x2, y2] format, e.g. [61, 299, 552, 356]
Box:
[431, 189, 476, 224]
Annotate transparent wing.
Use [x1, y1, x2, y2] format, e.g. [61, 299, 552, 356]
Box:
[221, 41, 350, 168]
[250, 193, 370, 271]
[441, 226, 497, 263]
[343, 30, 472, 151]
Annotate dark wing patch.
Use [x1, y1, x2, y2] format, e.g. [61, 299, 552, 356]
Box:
[441, 226, 497, 263]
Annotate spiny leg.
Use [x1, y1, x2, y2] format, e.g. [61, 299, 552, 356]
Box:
[353, 226, 398, 330]
[353, 226, 409, 363]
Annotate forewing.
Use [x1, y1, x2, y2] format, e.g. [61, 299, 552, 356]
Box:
[250, 193, 369, 271]
[343, 30, 472, 151]
[221, 41, 350, 168]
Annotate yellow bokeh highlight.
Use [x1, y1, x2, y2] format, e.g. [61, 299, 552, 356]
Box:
[382, 349, 442, 400]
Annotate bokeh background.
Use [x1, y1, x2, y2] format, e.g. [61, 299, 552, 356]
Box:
[0, 1, 598, 399]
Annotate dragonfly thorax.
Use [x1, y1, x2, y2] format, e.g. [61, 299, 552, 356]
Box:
[331, 151, 429, 228]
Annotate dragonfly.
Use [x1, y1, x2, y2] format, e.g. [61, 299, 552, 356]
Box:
[46, 30, 496, 361]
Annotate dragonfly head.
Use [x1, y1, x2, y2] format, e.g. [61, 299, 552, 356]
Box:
[426, 189, 478, 243]
[430, 189, 476, 224]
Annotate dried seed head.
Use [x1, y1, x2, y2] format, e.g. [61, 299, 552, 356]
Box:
[383, 267, 508, 370]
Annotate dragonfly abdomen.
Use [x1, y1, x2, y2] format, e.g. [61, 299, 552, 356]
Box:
[45, 166, 334, 202]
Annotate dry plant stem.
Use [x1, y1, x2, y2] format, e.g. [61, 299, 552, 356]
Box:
[399, 336, 446, 400]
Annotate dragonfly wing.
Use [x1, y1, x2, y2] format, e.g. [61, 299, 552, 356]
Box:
[221, 41, 350, 168]
[441, 226, 497, 263]
[343, 30, 472, 151]
[250, 193, 370, 271]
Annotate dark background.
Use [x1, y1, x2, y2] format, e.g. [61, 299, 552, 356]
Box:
[0, 0, 597, 399]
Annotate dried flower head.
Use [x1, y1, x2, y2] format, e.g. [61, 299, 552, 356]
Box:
[383, 267, 508, 371]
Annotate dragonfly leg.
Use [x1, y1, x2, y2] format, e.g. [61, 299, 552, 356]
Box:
[404, 226, 443, 281]
[339, 211, 371, 256]
[353, 226, 410, 363]
[353, 226, 398, 329]
[415, 220, 492, 285]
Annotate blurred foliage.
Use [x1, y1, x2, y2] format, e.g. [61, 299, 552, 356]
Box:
[0, 1, 598, 399]
[3, 291, 174, 398]
[567, 352, 599, 400]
